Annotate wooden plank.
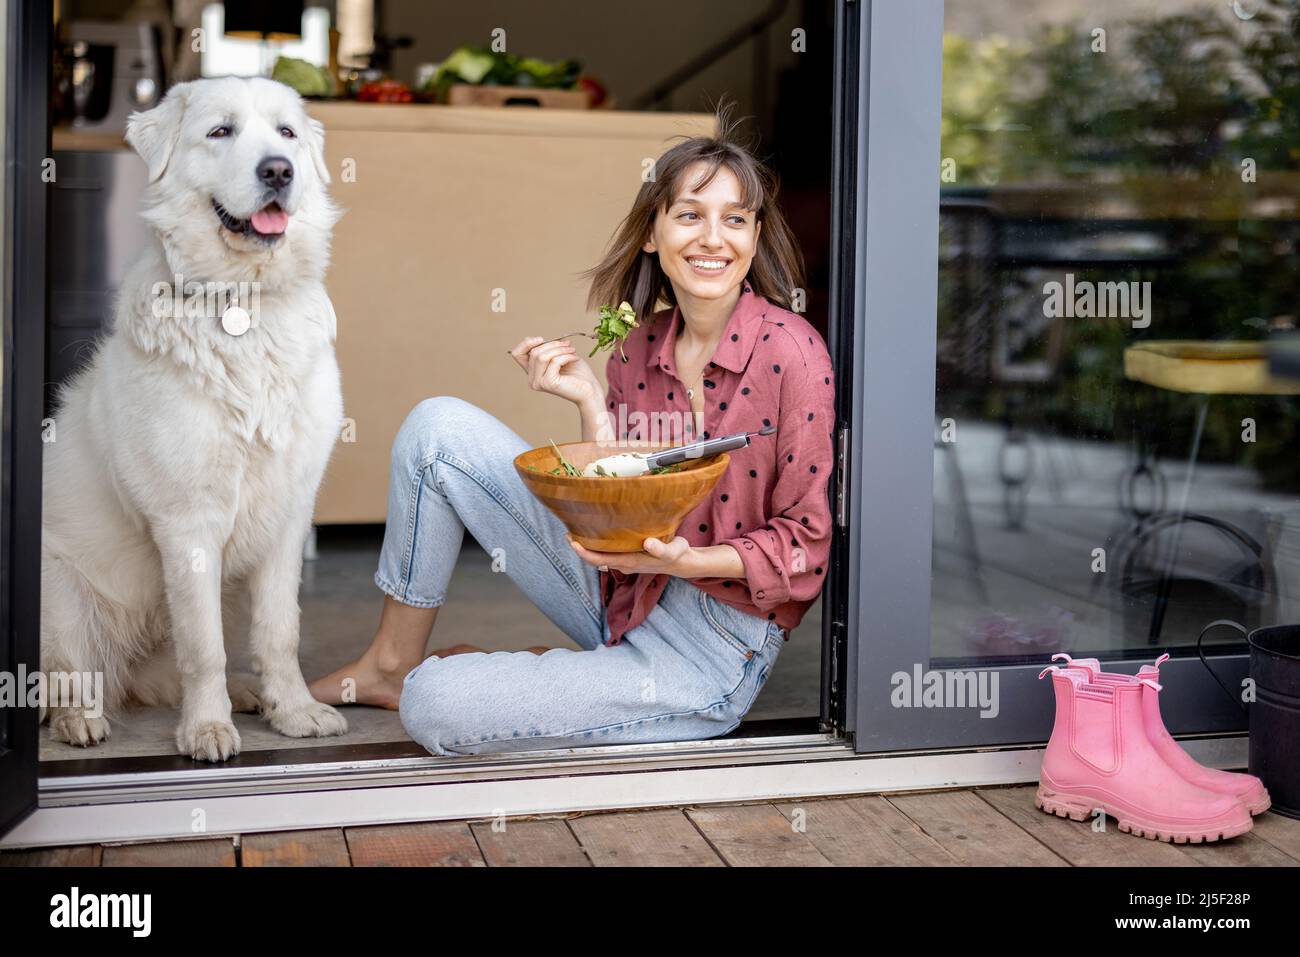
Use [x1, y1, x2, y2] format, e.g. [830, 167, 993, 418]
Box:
[344, 822, 484, 867]
[445, 85, 590, 110]
[569, 809, 723, 867]
[977, 786, 1197, 867]
[685, 804, 834, 866]
[1173, 831, 1299, 866]
[241, 829, 351, 867]
[469, 819, 590, 867]
[0, 845, 103, 867]
[101, 838, 235, 867]
[772, 796, 956, 866]
[1250, 811, 1300, 863]
[888, 790, 1067, 866]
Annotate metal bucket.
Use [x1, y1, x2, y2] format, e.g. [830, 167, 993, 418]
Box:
[1199, 619, 1300, 819]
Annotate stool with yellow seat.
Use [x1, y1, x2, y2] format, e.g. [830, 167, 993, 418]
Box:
[1119, 341, 1299, 643]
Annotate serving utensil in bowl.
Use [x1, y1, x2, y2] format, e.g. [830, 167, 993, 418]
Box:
[514, 440, 729, 552]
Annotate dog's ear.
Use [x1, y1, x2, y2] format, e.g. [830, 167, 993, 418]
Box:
[304, 115, 331, 185]
[126, 82, 192, 183]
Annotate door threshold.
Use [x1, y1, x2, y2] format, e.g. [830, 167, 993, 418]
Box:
[3, 733, 1247, 849]
[33, 715, 821, 780]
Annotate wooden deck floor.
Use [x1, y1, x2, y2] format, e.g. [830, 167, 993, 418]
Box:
[5, 786, 1300, 866]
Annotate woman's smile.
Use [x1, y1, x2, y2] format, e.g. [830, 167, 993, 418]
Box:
[685, 254, 733, 276]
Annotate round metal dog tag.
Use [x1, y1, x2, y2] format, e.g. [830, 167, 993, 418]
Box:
[222, 305, 251, 336]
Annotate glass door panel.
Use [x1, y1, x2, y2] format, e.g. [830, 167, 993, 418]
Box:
[850, 0, 1291, 750]
[933, 0, 1300, 674]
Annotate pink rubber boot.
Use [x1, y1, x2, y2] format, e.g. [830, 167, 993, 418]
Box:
[1052, 653, 1270, 816]
[1037, 666, 1253, 842]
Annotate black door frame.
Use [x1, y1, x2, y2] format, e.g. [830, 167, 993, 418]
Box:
[1, 0, 51, 838]
[819, 0, 861, 738]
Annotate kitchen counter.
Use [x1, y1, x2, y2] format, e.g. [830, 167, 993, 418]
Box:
[310, 104, 713, 522]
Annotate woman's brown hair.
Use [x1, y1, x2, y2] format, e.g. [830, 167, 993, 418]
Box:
[584, 102, 805, 320]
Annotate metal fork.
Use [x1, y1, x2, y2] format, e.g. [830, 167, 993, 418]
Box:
[505, 331, 594, 357]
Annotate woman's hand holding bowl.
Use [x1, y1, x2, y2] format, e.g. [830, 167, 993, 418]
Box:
[568, 534, 700, 576]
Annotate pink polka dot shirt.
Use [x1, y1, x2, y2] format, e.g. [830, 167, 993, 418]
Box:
[599, 283, 836, 645]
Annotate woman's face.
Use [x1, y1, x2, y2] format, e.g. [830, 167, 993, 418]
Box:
[644, 162, 761, 306]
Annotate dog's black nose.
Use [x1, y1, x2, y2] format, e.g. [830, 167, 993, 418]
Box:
[257, 156, 294, 191]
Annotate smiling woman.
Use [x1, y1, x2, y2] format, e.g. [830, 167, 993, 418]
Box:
[309, 103, 835, 758]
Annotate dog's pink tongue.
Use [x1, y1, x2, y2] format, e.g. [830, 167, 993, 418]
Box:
[251, 206, 289, 235]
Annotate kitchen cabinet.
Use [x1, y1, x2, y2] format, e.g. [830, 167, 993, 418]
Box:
[309, 103, 714, 523]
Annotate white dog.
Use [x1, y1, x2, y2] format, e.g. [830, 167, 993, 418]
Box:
[41, 76, 348, 761]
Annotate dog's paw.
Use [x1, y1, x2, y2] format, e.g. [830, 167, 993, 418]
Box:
[49, 710, 111, 747]
[176, 719, 242, 762]
[227, 674, 263, 714]
[269, 700, 348, 739]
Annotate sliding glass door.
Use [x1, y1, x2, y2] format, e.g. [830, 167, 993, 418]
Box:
[850, 0, 1299, 750]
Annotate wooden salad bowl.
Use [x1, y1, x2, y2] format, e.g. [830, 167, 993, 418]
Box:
[514, 440, 730, 552]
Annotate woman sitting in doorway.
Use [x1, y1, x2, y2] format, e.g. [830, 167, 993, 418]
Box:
[310, 110, 836, 755]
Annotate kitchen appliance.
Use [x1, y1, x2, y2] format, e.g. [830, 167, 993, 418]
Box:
[47, 148, 153, 402]
[59, 20, 164, 133]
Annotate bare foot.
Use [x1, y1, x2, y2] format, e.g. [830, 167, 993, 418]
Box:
[309, 643, 559, 709]
[308, 646, 418, 710]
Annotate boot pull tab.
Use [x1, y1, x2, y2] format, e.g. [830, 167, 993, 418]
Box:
[1152, 653, 1171, 669]
[1136, 674, 1164, 693]
[1051, 653, 1074, 665]
[1038, 665, 1058, 680]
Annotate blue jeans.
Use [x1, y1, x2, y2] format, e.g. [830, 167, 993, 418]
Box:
[376, 396, 783, 756]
